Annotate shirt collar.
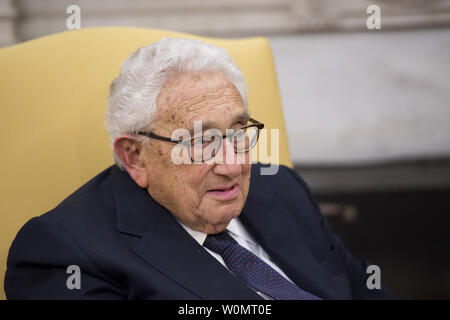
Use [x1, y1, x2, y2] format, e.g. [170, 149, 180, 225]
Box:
[226, 218, 258, 246]
[178, 217, 258, 247]
[179, 221, 208, 245]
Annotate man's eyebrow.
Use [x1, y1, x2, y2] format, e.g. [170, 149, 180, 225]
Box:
[233, 112, 250, 125]
[187, 111, 250, 135]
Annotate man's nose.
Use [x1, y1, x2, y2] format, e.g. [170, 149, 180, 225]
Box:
[212, 138, 242, 178]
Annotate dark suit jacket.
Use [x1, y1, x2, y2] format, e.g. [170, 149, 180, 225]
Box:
[5, 164, 395, 299]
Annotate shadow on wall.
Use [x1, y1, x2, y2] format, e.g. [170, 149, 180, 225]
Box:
[311, 177, 450, 299]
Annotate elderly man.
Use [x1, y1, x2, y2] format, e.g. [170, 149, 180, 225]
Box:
[5, 38, 394, 300]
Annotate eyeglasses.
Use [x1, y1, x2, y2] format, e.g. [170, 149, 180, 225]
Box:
[137, 118, 264, 162]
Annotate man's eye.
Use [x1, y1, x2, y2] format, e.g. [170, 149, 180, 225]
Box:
[234, 129, 246, 138]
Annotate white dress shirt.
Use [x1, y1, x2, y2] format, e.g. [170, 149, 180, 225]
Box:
[178, 217, 295, 300]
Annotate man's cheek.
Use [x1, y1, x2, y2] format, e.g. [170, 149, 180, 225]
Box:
[194, 163, 211, 176]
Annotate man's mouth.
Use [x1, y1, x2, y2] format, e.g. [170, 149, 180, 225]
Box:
[206, 184, 239, 200]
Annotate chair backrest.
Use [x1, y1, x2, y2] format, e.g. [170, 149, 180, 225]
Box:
[0, 27, 291, 299]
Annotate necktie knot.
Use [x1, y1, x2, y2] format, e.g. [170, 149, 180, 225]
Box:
[203, 231, 237, 255]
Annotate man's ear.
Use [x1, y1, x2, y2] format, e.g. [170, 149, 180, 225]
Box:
[114, 135, 149, 188]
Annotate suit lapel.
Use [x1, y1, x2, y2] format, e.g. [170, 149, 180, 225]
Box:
[240, 191, 340, 300]
[132, 208, 262, 300]
[109, 165, 337, 300]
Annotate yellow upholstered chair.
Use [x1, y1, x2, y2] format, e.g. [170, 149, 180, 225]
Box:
[0, 27, 291, 299]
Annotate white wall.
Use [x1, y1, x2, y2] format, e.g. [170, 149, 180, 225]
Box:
[270, 29, 450, 165]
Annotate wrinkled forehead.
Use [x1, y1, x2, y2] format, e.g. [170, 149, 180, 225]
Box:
[155, 71, 247, 131]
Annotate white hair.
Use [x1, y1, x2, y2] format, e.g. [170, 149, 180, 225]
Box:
[105, 37, 248, 168]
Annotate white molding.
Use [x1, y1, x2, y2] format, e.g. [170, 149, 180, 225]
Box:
[0, 0, 17, 47]
[12, 0, 450, 41]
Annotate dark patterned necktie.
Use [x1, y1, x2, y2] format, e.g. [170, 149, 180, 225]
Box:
[203, 231, 321, 300]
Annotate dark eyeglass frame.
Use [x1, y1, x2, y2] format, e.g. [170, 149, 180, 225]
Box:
[137, 117, 264, 153]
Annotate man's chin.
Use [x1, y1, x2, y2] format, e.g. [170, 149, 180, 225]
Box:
[205, 206, 242, 229]
[202, 223, 229, 234]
